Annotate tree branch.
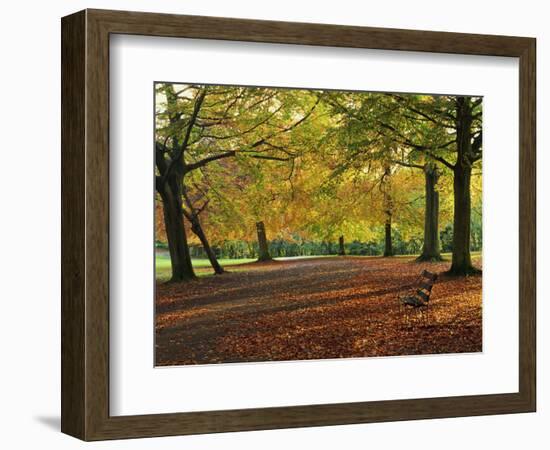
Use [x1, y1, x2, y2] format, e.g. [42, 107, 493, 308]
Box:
[391, 94, 453, 128]
[185, 150, 237, 172]
[253, 95, 322, 145]
[199, 104, 283, 141]
[162, 89, 207, 183]
[155, 142, 169, 176]
[470, 129, 483, 162]
[391, 159, 424, 170]
[251, 154, 291, 161]
[377, 121, 456, 170]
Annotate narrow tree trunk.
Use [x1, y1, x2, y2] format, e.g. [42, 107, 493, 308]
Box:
[417, 164, 442, 261]
[256, 221, 272, 261]
[158, 180, 196, 282]
[449, 97, 478, 275]
[381, 164, 394, 257]
[383, 218, 394, 257]
[190, 216, 224, 274]
[338, 235, 345, 255]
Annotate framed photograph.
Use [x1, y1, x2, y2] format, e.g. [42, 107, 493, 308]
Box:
[61, 9, 536, 440]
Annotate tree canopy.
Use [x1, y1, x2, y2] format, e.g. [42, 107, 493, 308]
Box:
[155, 83, 482, 281]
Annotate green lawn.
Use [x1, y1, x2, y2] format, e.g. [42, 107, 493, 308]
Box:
[155, 251, 482, 281]
[156, 255, 256, 281]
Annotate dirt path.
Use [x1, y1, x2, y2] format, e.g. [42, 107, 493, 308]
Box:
[155, 256, 482, 366]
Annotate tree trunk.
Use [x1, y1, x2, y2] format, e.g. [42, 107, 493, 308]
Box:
[417, 164, 442, 261]
[155, 85, 197, 282]
[384, 218, 393, 257]
[158, 180, 196, 282]
[449, 163, 475, 274]
[338, 235, 345, 255]
[256, 221, 272, 261]
[381, 164, 394, 257]
[449, 97, 478, 275]
[190, 216, 224, 274]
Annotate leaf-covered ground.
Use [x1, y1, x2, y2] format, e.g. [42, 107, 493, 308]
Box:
[155, 256, 482, 366]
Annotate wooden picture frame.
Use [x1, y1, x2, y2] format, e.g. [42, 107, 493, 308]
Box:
[61, 8, 536, 441]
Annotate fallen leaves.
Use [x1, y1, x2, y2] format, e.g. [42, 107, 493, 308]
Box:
[155, 256, 482, 366]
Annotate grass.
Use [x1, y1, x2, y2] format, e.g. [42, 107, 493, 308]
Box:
[155, 251, 482, 281]
[155, 255, 256, 281]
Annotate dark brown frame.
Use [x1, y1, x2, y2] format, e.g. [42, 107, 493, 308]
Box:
[61, 8, 536, 441]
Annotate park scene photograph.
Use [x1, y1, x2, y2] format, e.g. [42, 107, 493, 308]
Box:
[154, 82, 483, 367]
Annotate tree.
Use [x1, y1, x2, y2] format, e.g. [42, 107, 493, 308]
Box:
[374, 94, 481, 274]
[256, 221, 272, 261]
[181, 185, 224, 274]
[417, 163, 442, 261]
[338, 235, 345, 255]
[155, 85, 481, 280]
[154, 86, 204, 281]
[389, 159, 443, 261]
[319, 93, 431, 259]
[155, 83, 320, 281]
[449, 97, 482, 274]
[320, 91, 482, 272]
[380, 164, 394, 257]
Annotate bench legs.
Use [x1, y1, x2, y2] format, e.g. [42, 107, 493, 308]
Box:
[399, 303, 430, 328]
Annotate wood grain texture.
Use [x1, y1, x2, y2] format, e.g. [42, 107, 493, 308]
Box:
[61, 10, 86, 439]
[518, 39, 536, 409]
[61, 8, 537, 441]
[89, 8, 532, 56]
[84, 10, 111, 439]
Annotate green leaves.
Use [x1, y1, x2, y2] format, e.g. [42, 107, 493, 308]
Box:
[155, 83, 482, 251]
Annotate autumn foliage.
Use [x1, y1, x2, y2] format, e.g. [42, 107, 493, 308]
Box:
[154, 83, 483, 365]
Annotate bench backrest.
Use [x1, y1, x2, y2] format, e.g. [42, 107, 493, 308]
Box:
[417, 270, 438, 302]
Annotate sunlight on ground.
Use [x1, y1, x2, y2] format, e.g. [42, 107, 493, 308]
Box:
[155, 252, 482, 281]
[155, 255, 483, 365]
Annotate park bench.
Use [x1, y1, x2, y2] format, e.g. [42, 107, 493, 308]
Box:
[398, 270, 438, 323]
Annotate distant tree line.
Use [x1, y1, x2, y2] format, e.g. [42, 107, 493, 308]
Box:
[156, 222, 482, 260]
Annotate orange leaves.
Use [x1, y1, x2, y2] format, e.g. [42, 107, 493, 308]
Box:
[155, 256, 482, 366]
